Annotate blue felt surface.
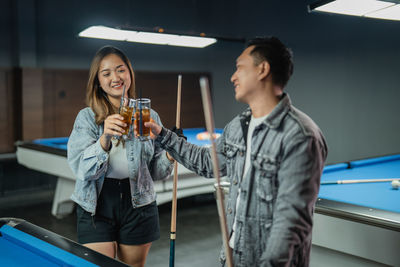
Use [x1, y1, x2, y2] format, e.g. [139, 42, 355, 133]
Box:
[320, 154, 400, 213]
[322, 163, 349, 174]
[33, 128, 224, 150]
[33, 137, 69, 150]
[182, 128, 223, 146]
[349, 154, 400, 168]
[0, 225, 97, 266]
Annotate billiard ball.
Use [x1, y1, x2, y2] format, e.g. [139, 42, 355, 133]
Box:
[391, 180, 400, 189]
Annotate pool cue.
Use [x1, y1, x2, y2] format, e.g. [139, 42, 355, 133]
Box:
[119, 85, 126, 113]
[169, 74, 182, 267]
[199, 77, 233, 267]
[321, 178, 400, 185]
[139, 87, 143, 137]
[115, 85, 126, 141]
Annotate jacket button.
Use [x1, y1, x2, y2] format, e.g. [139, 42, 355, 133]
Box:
[239, 151, 244, 157]
[233, 179, 238, 185]
[228, 208, 232, 214]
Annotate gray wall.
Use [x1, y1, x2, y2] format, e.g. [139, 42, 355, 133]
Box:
[2, 0, 400, 164]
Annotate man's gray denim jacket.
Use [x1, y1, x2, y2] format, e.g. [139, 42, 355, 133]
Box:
[156, 93, 327, 266]
[67, 107, 173, 214]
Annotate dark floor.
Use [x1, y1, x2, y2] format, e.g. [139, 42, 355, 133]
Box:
[0, 156, 222, 266]
[0, 191, 222, 267]
[148, 195, 222, 267]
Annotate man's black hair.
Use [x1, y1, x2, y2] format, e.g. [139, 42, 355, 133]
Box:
[246, 36, 294, 88]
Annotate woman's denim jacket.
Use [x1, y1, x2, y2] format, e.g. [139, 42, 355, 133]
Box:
[67, 107, 173, 214]
[156, 93, 328, 267]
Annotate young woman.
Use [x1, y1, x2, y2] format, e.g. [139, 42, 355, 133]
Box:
[67, 46, 173, 266]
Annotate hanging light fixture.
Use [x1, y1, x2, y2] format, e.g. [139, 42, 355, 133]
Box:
[78, 25, 218, 48]
[308, 0, 400, 21]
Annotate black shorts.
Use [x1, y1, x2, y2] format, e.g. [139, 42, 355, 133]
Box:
[76, 178, 160, 245]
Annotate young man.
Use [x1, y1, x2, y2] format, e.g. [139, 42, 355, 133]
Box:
[146, 37, 328, 266]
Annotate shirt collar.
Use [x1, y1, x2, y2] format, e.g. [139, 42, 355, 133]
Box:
[239, 92, 292, 129]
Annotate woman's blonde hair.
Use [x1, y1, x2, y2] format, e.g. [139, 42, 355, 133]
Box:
[86, 46, 136, 125]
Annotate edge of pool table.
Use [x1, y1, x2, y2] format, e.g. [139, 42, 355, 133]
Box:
[16, 142, 67, 157]
[318, 154, 400, 232]
[315, 198, 400, 232]
[0, 218, 129, 266]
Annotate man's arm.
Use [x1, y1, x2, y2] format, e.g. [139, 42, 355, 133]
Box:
[146, 121, 227, 178]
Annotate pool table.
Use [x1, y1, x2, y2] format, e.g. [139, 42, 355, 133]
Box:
[311, 154, 400, 267]
[0, 218, 128, 266]
[15, 128, 223, 218]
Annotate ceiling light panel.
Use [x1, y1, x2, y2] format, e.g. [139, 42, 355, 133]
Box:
[365, 4, 400, 20]
[314, 0, 395, 16]
[79, 26, 217, 48]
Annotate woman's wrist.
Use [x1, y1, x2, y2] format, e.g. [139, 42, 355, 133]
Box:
[100, 134, 112, 152]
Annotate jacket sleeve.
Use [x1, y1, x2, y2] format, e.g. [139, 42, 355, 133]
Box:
[260, 136, 326, 266]
[67, 109, 109, 182]
[155, 127, 227, 178]
[148, 110, 174, 181]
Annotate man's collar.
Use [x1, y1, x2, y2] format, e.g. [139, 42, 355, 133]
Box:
[239, 93, 291, 129]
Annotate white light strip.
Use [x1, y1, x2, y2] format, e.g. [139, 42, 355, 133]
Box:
[78, 26, 217, 48]
[366, 4, 400, 21]
[314, 0, 395, 16]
